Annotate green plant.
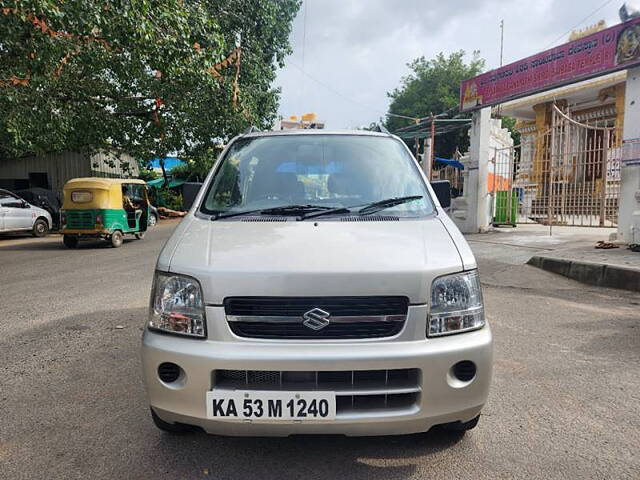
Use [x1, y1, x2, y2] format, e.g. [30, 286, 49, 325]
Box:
[154, 188, 183, 211]
[385, 51, 485, 158]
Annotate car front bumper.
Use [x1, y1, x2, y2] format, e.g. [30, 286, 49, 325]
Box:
[141, 309, 492, 437]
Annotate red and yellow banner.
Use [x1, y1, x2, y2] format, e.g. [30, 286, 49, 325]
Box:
[460, 17, 640, 111]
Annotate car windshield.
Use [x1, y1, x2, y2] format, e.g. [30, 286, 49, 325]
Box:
[200, 134, 434, 218]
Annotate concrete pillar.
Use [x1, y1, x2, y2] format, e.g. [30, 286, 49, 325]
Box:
[451, 107, 491, 233]
[619, 66, 640, 244]
[423, 138, 432, 179]
[470, 107, 492, 232]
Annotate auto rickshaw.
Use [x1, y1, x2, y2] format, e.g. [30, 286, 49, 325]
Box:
[61, 178, 150, 248]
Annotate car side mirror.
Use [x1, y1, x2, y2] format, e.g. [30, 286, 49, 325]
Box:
[430, 180, 452, 209]
[22, 200, 30, 208]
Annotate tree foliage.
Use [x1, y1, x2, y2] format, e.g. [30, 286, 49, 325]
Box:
[385, 50, 485, 158]
[0, 0, 300, 166]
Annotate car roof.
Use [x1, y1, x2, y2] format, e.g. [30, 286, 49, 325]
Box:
[241, 129, 395, 139]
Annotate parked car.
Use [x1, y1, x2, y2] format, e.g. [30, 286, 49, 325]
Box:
[13, 187, 62, 230]
[149, 204, 159, 226]
[141, 130, 492, 437]
[0, 189, 53, 237]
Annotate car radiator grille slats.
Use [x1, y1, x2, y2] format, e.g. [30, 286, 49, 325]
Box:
[228, 321, 404, 339]
[224, 296, 409, 339]
[224, 296, 409, 317]
[212, 369, 420, 414]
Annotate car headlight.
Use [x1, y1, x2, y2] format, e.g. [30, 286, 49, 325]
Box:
[428, 270, 484, 337]
[148, 272, 206, 338]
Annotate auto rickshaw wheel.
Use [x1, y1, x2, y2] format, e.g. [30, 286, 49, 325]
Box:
[135, 232, 146, 240]
[110, 230, 124, 248]
[63, 235, 78, 248]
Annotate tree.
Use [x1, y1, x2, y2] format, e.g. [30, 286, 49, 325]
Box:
[385, 51, 485, 158]
[0, 0, 300, 167]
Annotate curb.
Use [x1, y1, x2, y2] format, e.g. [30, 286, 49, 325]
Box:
[527, 256, 640, 292]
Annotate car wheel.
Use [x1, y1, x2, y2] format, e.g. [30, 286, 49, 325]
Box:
[148, 213, 157, 227]
[63, 235, 78, 248]
[110, 230, 124, 248]
[32, 218, 49, 237]
[150, 408, 197, 434]
[135, 232, 145, 240]
[440, 415, 480, 433]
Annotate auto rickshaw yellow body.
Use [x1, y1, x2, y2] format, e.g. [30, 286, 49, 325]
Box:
[61, 177, 149, 248]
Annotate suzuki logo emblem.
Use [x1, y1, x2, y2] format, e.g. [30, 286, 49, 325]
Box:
[302, 308, 331, 331]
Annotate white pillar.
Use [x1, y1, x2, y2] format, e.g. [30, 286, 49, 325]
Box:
[468, 107, 492, 232]
[423, 138, 432, 179]
[619, 66, 640, 244]
[450, 107, 491, 233]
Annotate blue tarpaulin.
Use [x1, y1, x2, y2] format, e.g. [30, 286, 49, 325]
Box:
[434, 157, 464, 170]
[150, 156, 183, 172]
[147, 177, 186, 189]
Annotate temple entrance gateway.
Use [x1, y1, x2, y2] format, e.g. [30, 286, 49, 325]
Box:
[491, 104, 621, 227]
[456, 14, 640, 238]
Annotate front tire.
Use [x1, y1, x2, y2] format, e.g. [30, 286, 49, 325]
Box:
[135, 232, 145, 240]
[63, 235, 78, 248]
[110, 230, 124, 248]
[32, 218, 49, 237]
[148, 213, 157, 227]
[150, 408, 197, 434]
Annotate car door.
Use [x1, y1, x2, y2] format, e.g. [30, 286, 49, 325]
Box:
[0, 200, 5, 231]
[0, 191, 14, 231]
[0, 195, 33, 231]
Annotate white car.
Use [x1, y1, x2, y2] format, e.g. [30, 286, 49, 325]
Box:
[141, 130, 492, 437]
[0, 189, 53, 237]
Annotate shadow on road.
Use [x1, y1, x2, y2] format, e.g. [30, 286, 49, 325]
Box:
[148, 428, 465, 479]
[0, 237, 136, 251]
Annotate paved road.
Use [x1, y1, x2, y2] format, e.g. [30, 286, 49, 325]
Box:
[1, 222, 639, 479]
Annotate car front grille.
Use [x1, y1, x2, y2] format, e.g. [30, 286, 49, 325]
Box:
[213, 369, 420, 414]
[224, 296, 409, 340]
[65, 210, 94, 229]
[228, 321, 404, 339]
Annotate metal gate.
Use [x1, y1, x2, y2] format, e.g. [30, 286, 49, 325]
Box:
[491, 104, 621, 227]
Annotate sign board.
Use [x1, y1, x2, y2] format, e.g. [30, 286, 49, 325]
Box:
[460, 17, 640, 111]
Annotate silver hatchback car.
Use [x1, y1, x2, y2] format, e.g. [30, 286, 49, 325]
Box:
[141, 130, 492, 437]
[0, 189, 53, 237]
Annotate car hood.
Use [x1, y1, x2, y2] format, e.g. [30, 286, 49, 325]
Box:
[163, 216, 467, 304]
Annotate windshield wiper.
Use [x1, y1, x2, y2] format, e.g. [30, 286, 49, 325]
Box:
[211, 209, 263, 220]
[357, 195, 423, 216]
[260, 204, 334, 216]
[212, 205, 334, 221]
[299, 206, 351, 220]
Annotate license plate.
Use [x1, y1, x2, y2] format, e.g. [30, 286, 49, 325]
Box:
[206, 390, 336, 421]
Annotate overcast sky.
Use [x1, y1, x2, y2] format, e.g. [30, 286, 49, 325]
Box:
[275, 0, 622, 129]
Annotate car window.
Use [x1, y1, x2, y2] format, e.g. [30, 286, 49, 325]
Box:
[201, 135, 434, 217]
[0, 191, 19, 200]
[71, 190, 93, 203]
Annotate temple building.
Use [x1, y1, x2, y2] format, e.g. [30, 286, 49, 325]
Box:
[493, 23, 624, 227]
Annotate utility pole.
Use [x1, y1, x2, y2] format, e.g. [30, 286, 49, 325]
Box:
[496, 20, 505, 118]
[429, 113, 436, 181]
[499, 19, 504, 67]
